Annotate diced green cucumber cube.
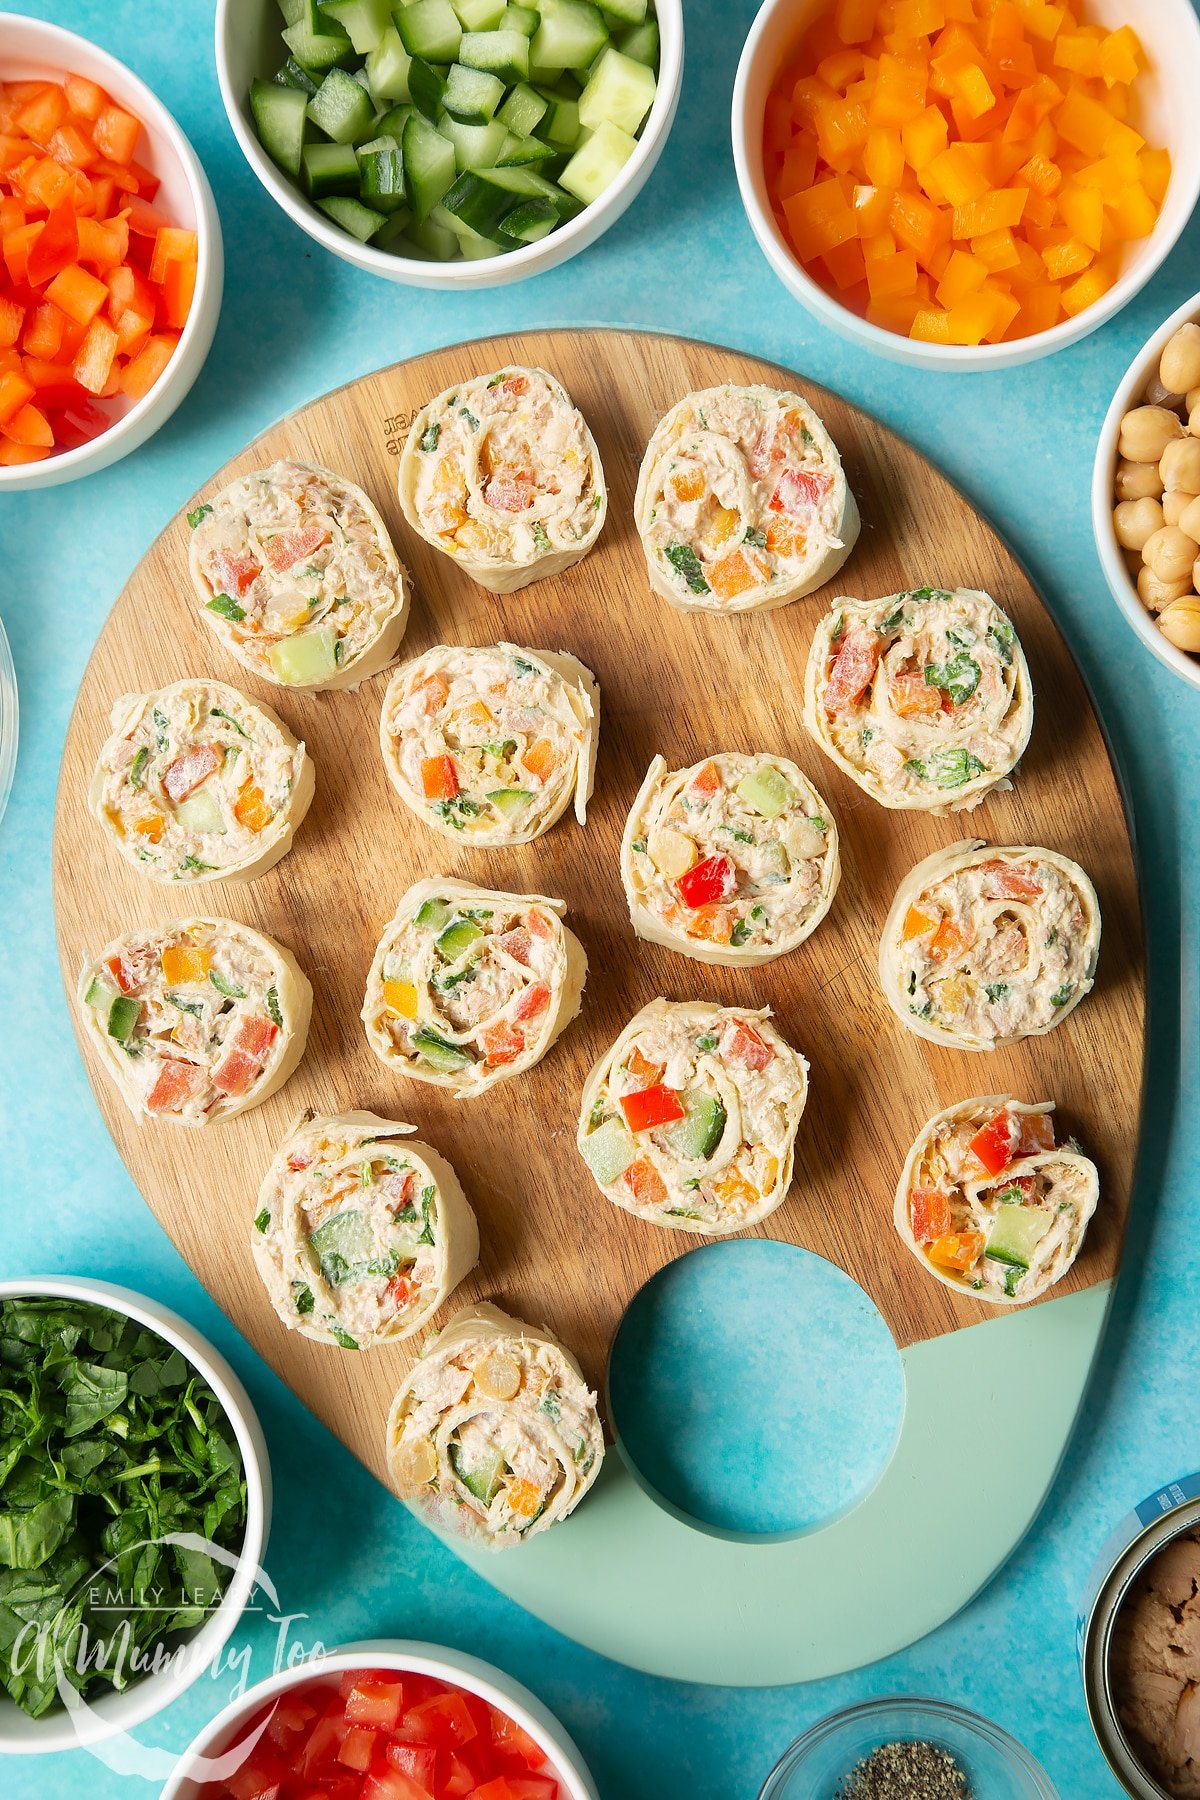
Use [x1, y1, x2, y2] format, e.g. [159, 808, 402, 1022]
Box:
[501, 3, 539, 33]
[559, 117, 635, 203]
[441, 162, 564, 237]
[498, 80, 547, 135]
[303, 139, 362, 196]
[403, 111, 457, 218]
[283, 0, 354, 71]
[323, 0, 393, 50]
[84, 974, 112, 1008]
[274, 56, 320, 95]
[451, 0, 507, 27]
[438, 112, 507, 170]
[601, 0, 646, 22]
[251, 78, 309, 178]
[537, 92, 580, 148]
[407, 56, 448, 120]
[395, 0, 463, 61]
[416, 896, 453, 929]
[616, 18, 657, 65]
[412, 1025, 475, 1068]
[378, 100, 416, 135]
[373, 205, 415, 247]
[530, 0, 610, 71]
[459, 28, 530, 81]
[277, 0, 308, 25]
[308, 65, 376, 141]
[318, 193, 388, 238]
[450, 1441, 505, 1502]
[175, 789, 226, 836]
[986, 1202, 1054, 1271]
[308, 1206, 375, 1283]
[366, 24, 413, 99]
[578, 46, 656, 135]
[359, 135, 407, 207]
[437, 916, 484, 959]
[487, 786, 534, 815]
[670, 1091, 727, 1162]
[269, 627, 340, 684]
[581, 1117, 636, 1185]
[428, 203, 504, 255]
[496, 130, 558, 166]
[107, 995, 141, 1041]
[736, 764, 796, 820]
[442, 61, 505, 122]
[498, 196, 557, 240]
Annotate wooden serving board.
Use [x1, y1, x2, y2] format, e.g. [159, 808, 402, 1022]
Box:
[54, 331, 1144, 1683]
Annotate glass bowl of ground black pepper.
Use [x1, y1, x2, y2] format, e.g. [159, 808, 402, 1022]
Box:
[758, 1697, 1059, 1800]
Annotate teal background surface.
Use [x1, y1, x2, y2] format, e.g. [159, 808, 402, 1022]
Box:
[0, 0, 1197, 1793]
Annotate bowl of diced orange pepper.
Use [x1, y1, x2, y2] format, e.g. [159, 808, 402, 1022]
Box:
[732, 0, 1200, 369]
[0, 12, 222, 488]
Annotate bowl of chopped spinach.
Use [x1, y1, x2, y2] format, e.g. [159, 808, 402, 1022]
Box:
[0, 1278, 269, 1754]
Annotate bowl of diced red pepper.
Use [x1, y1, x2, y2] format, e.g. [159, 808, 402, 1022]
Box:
[160, 1643, 599, 1800]
[0, 12, 222, 488]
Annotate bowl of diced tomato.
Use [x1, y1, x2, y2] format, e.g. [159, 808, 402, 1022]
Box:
[159, 1642, 599, 1800]
[732, 0, 1200, 369]
[0, 12, 221, 488]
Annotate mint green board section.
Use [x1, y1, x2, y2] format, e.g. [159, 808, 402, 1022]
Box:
[430, 1283, 1111, 1686]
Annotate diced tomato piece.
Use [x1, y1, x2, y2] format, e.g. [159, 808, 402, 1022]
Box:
[910, 1188, 953, 1243]
[212, 547, 261, 597]
[105, 953, 137, 993]
[488, 1707, 548, 1769]
[162, 742, 221, 801]
[512, 982, 549, 1023]
[969, 1108, 1020, 1176]
[928, 917, 973, 963]
[299, 1708, 348, 1777]
[688, 759, 721, 798]
[93, 103, 140, 165]
[625, 1045, 665, 1087]
[344, 1679, 404, 1730]
[981, 859, 1043, 901]
[1016, 1110, 1055, 1156]
[526, 908, 553, 939]
[927, 1230, 986, 1273]
[824, 627, 881, 713]
[212, 1015, 278, 1096]
[723, 1021, 773, 1070]
[233, 1014, 279, 1060]
[993, 1172, 1036, 1202]
[621, 1083, 686, 1133]
[441, 1751, 478, 1798]
[262, 522, 330, 573]
[65, 74, 106, 121]
[497, 927, 531, 964]
[406, 1692, 478, 1748]
[361, 1771, 433, 1800]
[337, 1725, 376, 1771]
[385, 1741, 437, 1783]
[146, 1059, 207, 1114]
[386, 1274, 413, 1313]
[481, 1020, 525, 1067]
[421, 753, 458, 801]
[677, 853, 737, 909]
[769, 466, 830, 512]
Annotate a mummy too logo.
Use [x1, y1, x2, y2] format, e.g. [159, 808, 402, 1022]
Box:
[5, 1535, 325, 1780]
[382, 408, 419, 455]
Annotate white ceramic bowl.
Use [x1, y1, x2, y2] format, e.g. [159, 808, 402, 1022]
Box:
[1093, 287, 1200, 692]
[732, 0, 1200, 371]
[0, 611, 16, 828]
[0, 1276, 270, 1756]
[214, 0, 682, 289]
[159, 1640, 600, 1799]
[0, 13, 222, 491]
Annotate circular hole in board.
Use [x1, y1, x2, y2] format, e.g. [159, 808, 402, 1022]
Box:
[607, 1240, 905, 1540]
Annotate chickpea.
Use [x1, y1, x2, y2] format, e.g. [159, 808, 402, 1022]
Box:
[1160, 437, 1200, 494]
[1160, 323, 1200, 398]
[1190, 404, 1200, 439]
[1179, 495, 1200, 541]
[1144, 525, 1200, 584]
[1189, 386, 1200, 416]
[1145, 375, 1186, 411]
[1113, 496, 1164, 551]
[1115, 458, 1164, 501]
[1163, 491, 1192, 526]
[1138, 564, 1191, 612]
[1158, 596, 1200, 654]
[1120, 405, 1185, 463]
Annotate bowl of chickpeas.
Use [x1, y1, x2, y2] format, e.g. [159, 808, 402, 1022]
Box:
[1095, 290, 1200, 689]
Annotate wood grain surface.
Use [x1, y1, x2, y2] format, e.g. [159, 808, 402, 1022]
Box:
[53, 330, 1144, 1489]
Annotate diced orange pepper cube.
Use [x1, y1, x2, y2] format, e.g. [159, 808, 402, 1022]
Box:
[1053, 32, 1102, 79]
[1018, 151, 1061, 197]
[1014, 283, 1063, 337]
[1012, 0, 1065, 41]
[895, 0, 946, 32]
[853, 182, 892, 236]
[783, 177, 858, 258]
[818, 50, 866, 91]
[64, 73, 106, 120]
[972, 225, 1019, 270]
[93, 104, 139, 166]
[1057, 181, 1104, 250]
[1041, 235, 1093, 279]
[950, 63, 996, 122]
[1056, 86, 1135, 159]
[935, 247, 988, 307]
[870, 53, 930, 126]
[902, 104, 948, 169]
[1021, 191, 1057, 229]
[910, 305, 952, 342]
[834, 0, 878, 46]
[1098, 26, 1140, 87]
[44, 263, 108, 326]
[928, 1230, 985, 1272]
[1107, 181, 1156, 241]
[1138, 147, 1171, 206]
[764, 90, 794, 157]
[865, 125, 905, 188]
[889, 188, 950, 267]
[815, 96, 870, 167]
[867, 248, 919, 298]
[928, 143, 989, 205]
[73, 316, 118, 395]
[868, 291, 926, 333]
[1061, 260, 1114, 317]
[823, 235, 867, 289]
[779, 137, 818, 198]
[160, 941, 212, 986]
[951, 188, 1026, 237]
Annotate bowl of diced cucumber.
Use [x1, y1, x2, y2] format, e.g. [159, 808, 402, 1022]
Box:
[216, 0, 681, 285]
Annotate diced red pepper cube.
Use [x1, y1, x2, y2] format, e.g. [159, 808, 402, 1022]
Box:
[677, 853, 737, 909]
[620, 1083, 687, 1133]
[968, 1108, 1020, 1176]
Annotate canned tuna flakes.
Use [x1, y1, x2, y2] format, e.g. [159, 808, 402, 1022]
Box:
[1080, 1472, 1200, 1799]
